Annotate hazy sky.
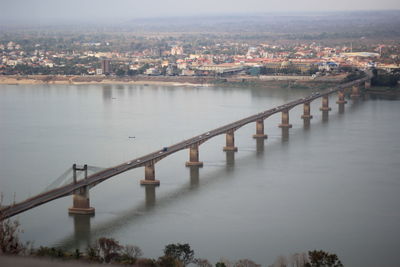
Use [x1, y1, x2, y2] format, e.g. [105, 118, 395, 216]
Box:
[1, 0, 399, 22]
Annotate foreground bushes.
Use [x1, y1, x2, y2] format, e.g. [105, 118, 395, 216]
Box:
[0, 215, 343, 266]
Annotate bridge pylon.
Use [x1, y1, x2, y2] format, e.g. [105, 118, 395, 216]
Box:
[68, 164, 95, 215]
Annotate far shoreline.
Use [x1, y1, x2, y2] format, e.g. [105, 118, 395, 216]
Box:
[0, 74, 346, 88]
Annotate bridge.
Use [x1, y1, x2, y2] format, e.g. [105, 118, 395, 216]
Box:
[0, 76, 371, 220]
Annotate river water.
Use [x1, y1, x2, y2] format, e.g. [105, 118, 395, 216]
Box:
[0, 83, 399, 266]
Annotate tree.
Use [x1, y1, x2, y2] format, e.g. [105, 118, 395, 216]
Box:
[164, 243, 195, 266]
[0, 195, 27, 255]
[158, 255, 184, 267]
[305, 250, 343, 267]
[116, 69, 126, 77]
[193, 258, 212, 267]
[290, 252, 308, 267]
[96, 237, 122, 263]
[119, 244, 143, 264]
[0, 218, 26, 255]
[271, 255, 288, 267]
[234, 259, 261, 267]
[127, 69, 138, 76]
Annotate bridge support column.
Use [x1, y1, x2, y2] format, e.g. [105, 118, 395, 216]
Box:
[253, 119, 268, 139]
[301, 102, 313, 120]
[365, 80, 371, 89]
[223, 130, 238, 152]
[186, 143, 203, 167]
[69, 186, 95, 215]
[278, 110, 292, 129]
[336, 90, 347, 104]
[69, 164, 95, 215]
[351, 86, 361, 98]
[140, 162, 160, 186]
[320, 95, 332, 112]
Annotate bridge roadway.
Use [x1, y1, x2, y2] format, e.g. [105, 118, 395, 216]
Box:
[0, 77, 369, 219]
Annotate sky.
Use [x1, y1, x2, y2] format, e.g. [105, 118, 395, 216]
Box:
[1, 0, 399, 23]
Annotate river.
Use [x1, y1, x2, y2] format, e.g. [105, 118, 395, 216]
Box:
[0, 83, 399, 266]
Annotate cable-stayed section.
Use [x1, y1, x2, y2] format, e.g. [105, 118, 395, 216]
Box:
[41, 165, 107, 194]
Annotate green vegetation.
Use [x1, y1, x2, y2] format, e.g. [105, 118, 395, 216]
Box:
[1, 198, 344, 266]
[0, 218, 28, 255]
[164, 243, 195, 266]
[305, 250, 344, 267]
[371, 69, 400, 87]
[343, 71, 366, 82]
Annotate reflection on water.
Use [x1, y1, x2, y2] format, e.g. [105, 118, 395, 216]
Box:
[255, 139, 264, 155]
[351, 96, 360, 104]
[281, 128, 289, 142]
[189, 167, 200, 188]
[338, 103, 345, 114]
[225, 151, 235, 170]
[322, 110, 329, 122]
[144, 186, 156, 208]
[102, 85, 112, 102]
[303, 118, 311, 129]
[71, 214, 93, 249]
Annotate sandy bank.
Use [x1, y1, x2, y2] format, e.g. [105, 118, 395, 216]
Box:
[0, 75, 214, 86]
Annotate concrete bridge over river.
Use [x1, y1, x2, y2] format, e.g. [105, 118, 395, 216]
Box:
[0, 76, 371, 220]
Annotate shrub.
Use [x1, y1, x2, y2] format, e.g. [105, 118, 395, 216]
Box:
[164, 243, 195, 266]
[0, 217, 27, 255]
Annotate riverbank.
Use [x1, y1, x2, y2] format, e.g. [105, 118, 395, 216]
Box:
[0, 75, 215, 86]
[0, 74, 346, 87]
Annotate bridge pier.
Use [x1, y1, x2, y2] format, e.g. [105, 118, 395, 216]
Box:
[69, 164, 95, 215]
[301, 102, 313, 120]
[253, 119, 268, 139]
[336, 90, 347, 104]
[186, 143, 203, 167]
[140, 162, 160, 186]
[223, 130, 238, 152]
[278, 110, 292, 129]
[351, 85, 361, 98]
[320, 95, 331, 112]
[69, 186, 95, 215]
[365, 80, 371, 89]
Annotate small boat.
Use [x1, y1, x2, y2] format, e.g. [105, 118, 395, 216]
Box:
[128, 136, 135, 139]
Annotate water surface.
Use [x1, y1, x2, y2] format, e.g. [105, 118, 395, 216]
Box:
[0, 84, 399, 266]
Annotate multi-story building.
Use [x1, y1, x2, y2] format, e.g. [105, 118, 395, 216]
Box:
[101, 59, 111, 75]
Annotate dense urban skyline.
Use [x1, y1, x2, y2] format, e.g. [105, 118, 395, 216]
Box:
[1, 0, 400, 23]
